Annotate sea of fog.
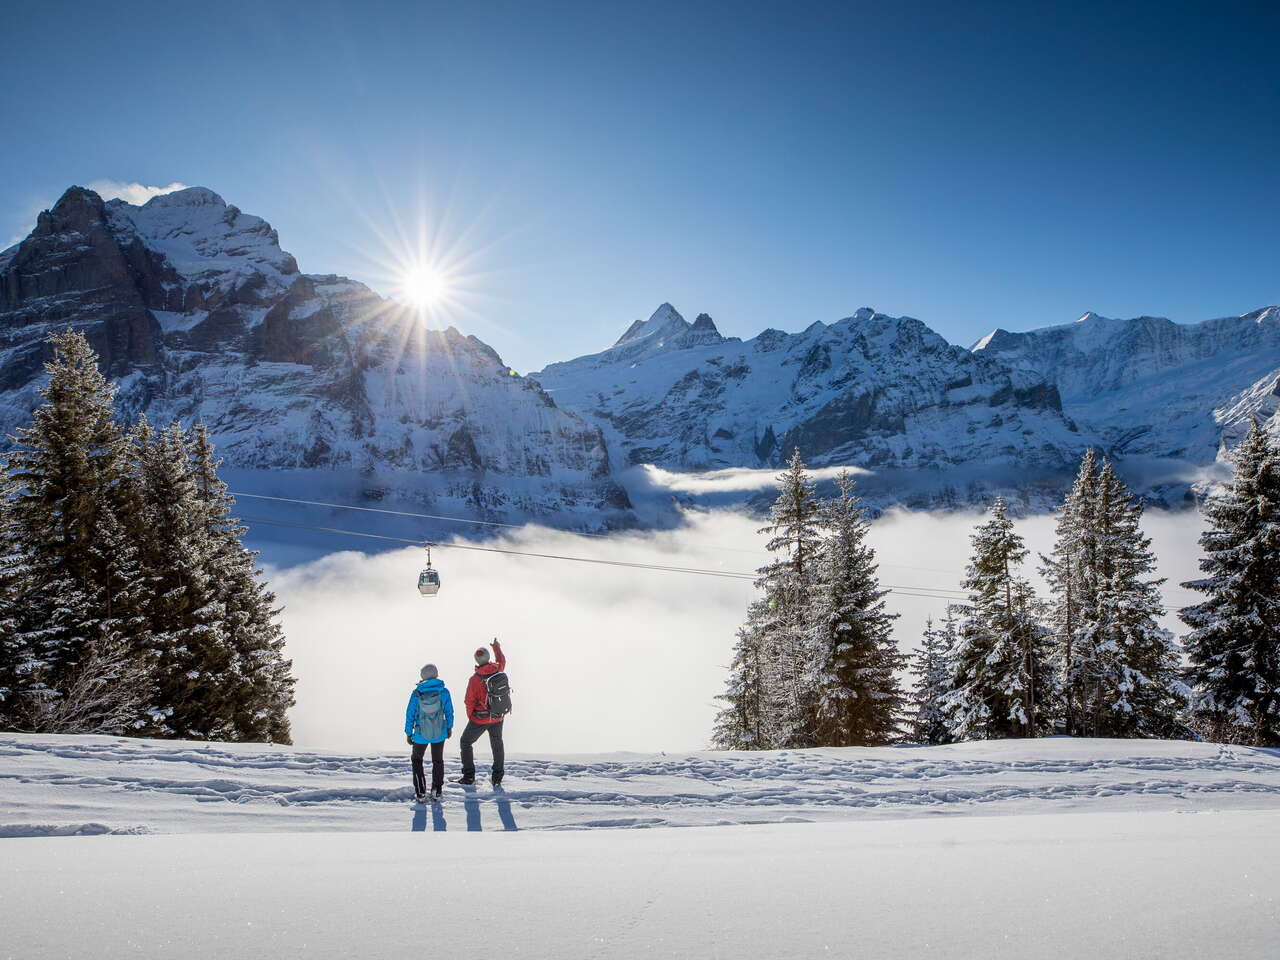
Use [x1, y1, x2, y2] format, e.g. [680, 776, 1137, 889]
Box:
[259, 506, 1207, 755]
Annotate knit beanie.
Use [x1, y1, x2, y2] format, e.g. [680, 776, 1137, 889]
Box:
[420, 663, 438, 681]
[474, 647, 490, 666]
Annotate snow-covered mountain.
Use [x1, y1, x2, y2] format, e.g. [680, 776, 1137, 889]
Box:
[972, 308, 1280, 461]
[533, 303, 1084, 479]
[0, 186, 630, 527]
[5, 184, 1273, 521]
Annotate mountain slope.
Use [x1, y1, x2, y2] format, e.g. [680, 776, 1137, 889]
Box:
[0, 186, 630, 527]
[973, 307, 1280, 460]
[534, 304, 1083, 476]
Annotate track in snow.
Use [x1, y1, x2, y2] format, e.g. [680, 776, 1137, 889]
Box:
[2, 733, 1279, 836]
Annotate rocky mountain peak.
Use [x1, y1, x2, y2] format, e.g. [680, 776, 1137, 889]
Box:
[32, 185, 110, 238]
[691, 312, 718, 334]
[615, 302, 687, 346]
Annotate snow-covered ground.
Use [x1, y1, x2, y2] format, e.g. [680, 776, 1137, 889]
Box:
[4, 735, 1279, 958]
[3, 734, 1279, 835]
[4, 810, 1277, 959]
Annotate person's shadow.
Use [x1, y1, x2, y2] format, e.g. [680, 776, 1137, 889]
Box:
[463, 783, 482, 831]
[410, 801, 448, 832]
[459, 783, 519, 832]
[495, 785, 518, 832]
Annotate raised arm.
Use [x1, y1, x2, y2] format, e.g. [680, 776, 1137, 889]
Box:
[492, 639, 506, 671]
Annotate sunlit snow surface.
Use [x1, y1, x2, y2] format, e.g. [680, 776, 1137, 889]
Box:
[4, 735, 1279, 959]
[3, 734, 1279, 835]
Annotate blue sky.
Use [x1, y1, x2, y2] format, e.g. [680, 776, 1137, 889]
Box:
[3, 0, 1278, 371]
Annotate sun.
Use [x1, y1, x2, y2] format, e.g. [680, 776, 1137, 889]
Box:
[398, 264, 450, 310]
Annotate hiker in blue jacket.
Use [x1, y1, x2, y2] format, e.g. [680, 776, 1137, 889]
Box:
[405, 664, 454, 803]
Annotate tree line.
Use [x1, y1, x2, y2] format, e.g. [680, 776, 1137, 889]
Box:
[0, 331, 294, 741]
[715, 431, 1280, 749]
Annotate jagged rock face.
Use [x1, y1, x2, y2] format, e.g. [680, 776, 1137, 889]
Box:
[0, 187, 166, 383]
[533, 305, 1082, 472]
[973, 308, 1280, 459]
[0, 187, 629, 525]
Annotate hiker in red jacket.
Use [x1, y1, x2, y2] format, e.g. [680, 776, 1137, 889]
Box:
[456, 639, 510, 786]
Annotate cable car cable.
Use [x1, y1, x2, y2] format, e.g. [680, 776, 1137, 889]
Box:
[228, 490, 967, 576]
[240, 514, 974, 596]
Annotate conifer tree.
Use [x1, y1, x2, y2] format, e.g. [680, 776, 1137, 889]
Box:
[755, 449, 824, 747]
[1074, 462, 1183, 738]
[911, 610, 957, 745]
[945, 498, 1053, 740]
[1041, 449, 1100, 734]
[0, 509, 31, 727]
[714, 449, 822, 749]
[712, 608, 768, 749]
[809, 471, 903, 746]
[190, 424, 294, 743]
[133, 422, 228, 738]
[1181, 420, 1280, 746]
[0, 330, 144, 726]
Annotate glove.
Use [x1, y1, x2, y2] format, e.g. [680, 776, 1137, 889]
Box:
[406, 734, 413, 745]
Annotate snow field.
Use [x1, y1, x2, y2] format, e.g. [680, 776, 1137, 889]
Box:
[2, 810, 1278, 959]
[2, 734, 1279, 835]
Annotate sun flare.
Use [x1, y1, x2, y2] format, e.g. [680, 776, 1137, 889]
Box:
[397, 265, 450, 310]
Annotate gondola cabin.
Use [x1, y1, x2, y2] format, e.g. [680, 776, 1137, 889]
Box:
[418, 567, 441, 597]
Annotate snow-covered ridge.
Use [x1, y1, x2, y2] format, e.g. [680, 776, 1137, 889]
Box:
[534, 303, 1079, 480]
[105, 186, 299, 292]
[973, 306, 1280, 461]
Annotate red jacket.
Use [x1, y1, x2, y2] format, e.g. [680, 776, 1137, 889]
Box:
[465, 641, 506, 724]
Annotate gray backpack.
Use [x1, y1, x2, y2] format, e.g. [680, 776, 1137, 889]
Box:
[414, 688, 447, 741]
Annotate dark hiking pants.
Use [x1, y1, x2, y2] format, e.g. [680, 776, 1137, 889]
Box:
[411, 740, 445, 795]
[459, 720, 505, 781]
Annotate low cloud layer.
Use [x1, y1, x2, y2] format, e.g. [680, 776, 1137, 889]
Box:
[267, 507, 1206, 756]
[634, 463, 871, 494]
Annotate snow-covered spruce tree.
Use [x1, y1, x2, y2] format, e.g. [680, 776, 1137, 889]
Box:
[1181, 420, 1280, 746]
[1074, 462, 1183, 739]
[712, 607, 768, 749]
[911, 609, 957, 745]
[0, 330, 147, 729]
[1040, 448, 1100, 735]
[0, 514, 31, 727]
[945, 498, 1053, 740]
[809, 471, 903, 746]
[715, 449, 822, 749]
[190, 424, 294, 743]
[755, 449, 824, 747]
[133, 421, 230, 739]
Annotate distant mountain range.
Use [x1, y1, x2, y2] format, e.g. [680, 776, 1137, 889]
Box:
[2, 185, 1276, 525]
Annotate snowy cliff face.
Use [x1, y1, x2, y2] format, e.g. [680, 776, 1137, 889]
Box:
[533, 304, 1083, 474]
[0, 187, 630, 526]
[972, 308, 1280, 461]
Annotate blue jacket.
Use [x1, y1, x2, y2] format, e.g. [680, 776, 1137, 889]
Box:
[405, 678, 455, 744]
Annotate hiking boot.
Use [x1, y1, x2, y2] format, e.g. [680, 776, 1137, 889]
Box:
[453, 775, 475, 785]
[414, 792, 428, 804]
[430, 787, 443, 802]
[490, 776, 503, 788]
